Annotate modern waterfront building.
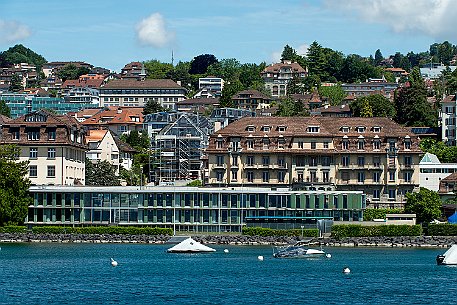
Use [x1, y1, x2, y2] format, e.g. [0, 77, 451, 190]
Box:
[261, 60, 307, 97]
[99, 79, 187, 109]
[27, 185, 366, 232]
[0, 110, 87, 185]
[206, 116, 421, 209]
[0, 93, 99, 118]
[420, 153, 457, 192]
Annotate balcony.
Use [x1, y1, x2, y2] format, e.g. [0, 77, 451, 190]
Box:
[212, 164, 227, 169]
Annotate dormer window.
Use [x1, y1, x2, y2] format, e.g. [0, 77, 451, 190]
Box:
[25, 113, 47, 122]
[262, 137, 270, 150]
[358, 138, 365, 150]
[246, 125, 255, 132]
[277, 126, 286, 132]
[356, 126, 366, 133]
[216, 138, 223, 149]
[405, 137, 411, 150]
[341, 126, 350, 133]
[261, 125, 271, 132]
[372, 126, 381, 133]
[278, 137, 285, 149]
[307, 126, 320, 133]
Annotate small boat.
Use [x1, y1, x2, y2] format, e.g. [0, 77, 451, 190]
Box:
[437, 245, 457, 265]
[167, 237, 216, 253]
[273, 240, 326, 258]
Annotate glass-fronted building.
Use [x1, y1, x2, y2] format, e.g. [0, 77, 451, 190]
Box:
[28, 186, 366, 232]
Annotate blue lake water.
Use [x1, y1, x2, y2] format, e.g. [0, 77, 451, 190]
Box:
[0, 243, 456, 305]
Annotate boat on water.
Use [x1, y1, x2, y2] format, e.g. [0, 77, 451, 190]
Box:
[436, 244, 457, 265]
[273, 240, 327, 258]
[167, 237, 216, 253]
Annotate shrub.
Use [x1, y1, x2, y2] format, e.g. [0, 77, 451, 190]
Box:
[363, 209, 404, 221]
[427, 224, 457, 236]
[331, 224, 422, 238]
[0, 225, 27, 233]
[242, 226, 319, 237]
[31, 226, 173, 235]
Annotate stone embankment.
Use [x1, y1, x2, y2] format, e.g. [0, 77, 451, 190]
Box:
[2, 233, 457, 248]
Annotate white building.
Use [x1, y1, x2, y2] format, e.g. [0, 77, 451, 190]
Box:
[99, 79, 187, 109]
[442, 94, 457, 145]
[421, 64, 457, 80]
[198, 77, 224, 96]
[419, 153, 457, 191]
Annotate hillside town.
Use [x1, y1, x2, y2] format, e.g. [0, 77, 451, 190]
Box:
[1, 41, 457, 230]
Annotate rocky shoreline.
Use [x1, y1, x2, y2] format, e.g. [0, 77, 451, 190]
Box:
[2, 233, 457, 248]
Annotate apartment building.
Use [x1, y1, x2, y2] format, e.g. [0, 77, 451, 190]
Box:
[99, 79, 186, 109]
[0, 110, 87, 185]
[261, 60, 307, 97]
[206, 116, 421, 208]
[441, 94, 457, 145]
[198, 76, 224, 96]
[82, 106, 144, 136]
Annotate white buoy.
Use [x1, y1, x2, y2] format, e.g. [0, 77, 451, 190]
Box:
[223, 249, 229, 253]
[343, 267, 350, 274]
[111, 258, 118, 267]
[326, 253, 332, 258]
[257, 255, 264, 261]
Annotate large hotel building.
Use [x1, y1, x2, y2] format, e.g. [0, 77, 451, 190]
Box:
[206, 116, 421, 209]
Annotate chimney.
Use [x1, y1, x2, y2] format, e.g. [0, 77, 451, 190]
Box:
[117, 108, 122, 114]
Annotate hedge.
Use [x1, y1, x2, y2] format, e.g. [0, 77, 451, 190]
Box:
[331, 224, 422, 238]
[427, 224, 457, 236]
[0, 226, 27, 233]
[363, 209, 404, 221]
[242, 226, 319, 237]
[31, 226, 173, 235]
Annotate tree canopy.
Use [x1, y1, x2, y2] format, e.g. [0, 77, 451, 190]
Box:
[143, 98, 165, 115]
[276, 97, 309, 117]
[0, 44, 47, 69]
[57, 64, 91, 82]
[120, 130, 150, 152]
[9, 74, 23, 92]
[350, 94, 396, 118]
[0, 100, 11, 117]
[144, 59, 173, 79]
[405, 188, 442, 224]
[419, 138, 457, 163]
[318, 84, 347, 106]
[0, 145, 31, 226]
[85, 159, 120, 186]
[189, 54, 218, 75]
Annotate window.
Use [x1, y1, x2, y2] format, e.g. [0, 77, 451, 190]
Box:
[47, 165, 55, 178]
[216, 155, 224, 166]
[47, 148, 56, 159]
[247, 126, 255, 132]
[262, 156, 270, 166]
[48, 129, 56, 140]
[357, 171, 365, 183]
[311, 142, 316, 149]
[341, 126, 350, 133]
[29, 165, 37, 177]
[247, 140, 254, 149]
[278, 157, 285, 168]
[342, 140, 349, 150]
[307, 126, 319, 133]
[298, 141, 304, 149]
[231, 170, 238, 181]
[27, 130, 40, 141]
[278, 138, 285, 149]
[262, 171, 269, 183]
[322, 171, 329, 183]
[341, 171, 349, 181]
[389, 189, 396, 200]
[277, 126, 286, 132]
[216, 139, 223, 149]
[358, 140, 365, 150]
[323, 142, 329, 149]
[372, 126, 381, 133]
[373, 156, 380, 167]
[356, 126, 366, 133]
[404, 171, 412, 182]
[404, 140, 411, 150]
[216, 171, 223, 182]
[322, 156, 331, 167]
[373, 172, 381, 183]
[278, 171, 285, 183]
[373, 140, 381, 150]
[357, 156, 365, 167]
[404, 156, 412, 168]
[342, 156, 350, 167]
[29, 147, 38, 159]
[247, 156, 254, 166]
[231, 155, 237, 166]
[261, 125, 270, 132]
[373, 189, 380, 200]
[12, 129, 20, 140]
[262, 138, 270, 150]
[247, 171, 254, 182]
[389, 171, 396, 181]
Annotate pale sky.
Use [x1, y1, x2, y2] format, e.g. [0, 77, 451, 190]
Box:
[1, 0, 456, 71]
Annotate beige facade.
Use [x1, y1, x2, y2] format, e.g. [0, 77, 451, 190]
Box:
[86, 129, 120, 173]
[206, 117, 421, 208]
[0, 110, 87, 185]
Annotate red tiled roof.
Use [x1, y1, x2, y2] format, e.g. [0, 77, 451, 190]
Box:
[82, 107, 144, 126]
[262, 62, 306, 73]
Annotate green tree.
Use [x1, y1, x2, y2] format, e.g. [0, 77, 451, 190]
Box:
[57, 64, 90, 82]
[206, 58, 241, 83]
[0, 145, 31, 226]
[0, 44, 47, 70]
[350, 94, 396, 117]
[374, 49, 383, 66]
[395, 67, 437, 127]
[120, 130, 150, 152]
[276, 97, 309, 117]
[287, 76, 304, 95]
[419, 138, 457, 163]
[189, 54, 218, 75]
[119, 164, 145, 186]
[220, 80, 244, 108]
[9, 74, 23, 92]
[360, 99, 373, 117]
[143, 99, 165, 115]
[144, 59, 173, 79]
[0, 100, 11, 117]
[186, 180, 202, 187]
[239, 62, 266, 89]
[318, 84, 346, 106]
[85, 159, 120, 186]
[281, 45, 298, 61]
[307, 41, 327, 80]
[405, 188, 442, 224]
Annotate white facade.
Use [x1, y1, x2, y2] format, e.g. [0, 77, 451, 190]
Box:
[198, 77, 224, 95]
[86, 130, 121, 173]
[64, 87, 100, 105]
[442, 95, 457, 145]
[419, 153, 457, 191]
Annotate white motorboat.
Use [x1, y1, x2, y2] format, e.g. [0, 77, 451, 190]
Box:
[273, 241, 326, 258]
[437, 245, 457, 265]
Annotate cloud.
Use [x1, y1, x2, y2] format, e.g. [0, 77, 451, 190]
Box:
[323, 0, 457, 40]
[0, 19, 31, 44]
[136, 13, 175, 48]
